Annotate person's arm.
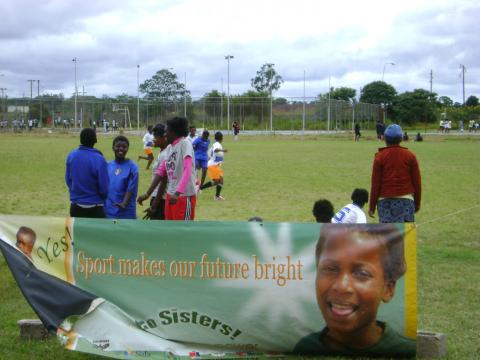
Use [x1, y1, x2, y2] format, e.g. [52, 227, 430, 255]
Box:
[169, 156, 193, 204]
[65, 156, 72, 189]
[411, 155, 422, 212]
[144, 175, 167, 219]
[117, 165, 139, 209]
[98, 158, 110, 201]
[137, 174, 161, 205]
[368, 156, 382, 217]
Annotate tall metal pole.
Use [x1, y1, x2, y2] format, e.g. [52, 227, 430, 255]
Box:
[72, 58, 78, 130]
[302, 69, 306, 135]
[382, 62, 395, 82]
[184, 72, 187, 118]
[225, 55, 233, 132]
[137, 64, 140, 130]
[429, 69, 433, 94]
[327, 76, 331, 132]
[220, 77, 224, 128]
[460, 64, 466, 105]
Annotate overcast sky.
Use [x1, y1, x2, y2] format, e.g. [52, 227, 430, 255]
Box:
[0, 0, 478, 102]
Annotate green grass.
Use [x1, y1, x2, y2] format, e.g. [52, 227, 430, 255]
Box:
[1, 130, 479, 359]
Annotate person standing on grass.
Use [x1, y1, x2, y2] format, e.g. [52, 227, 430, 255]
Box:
[138, 125, 154, 170]
[105, 136, 139, 219]
[147, 117, 197, 220]
[332, 188, 368, 224]
[65, 128, 109, 218]
[137, 123, 169, 220]
[354, 123, 361, 141]
[369, 124, 422, 223]
[232, 121, 240, 140]
[192, 130, 210, 189]
[200, 131, 228, 200]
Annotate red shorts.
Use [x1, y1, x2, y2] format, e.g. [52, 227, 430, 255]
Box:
[165, 194, 196, 220]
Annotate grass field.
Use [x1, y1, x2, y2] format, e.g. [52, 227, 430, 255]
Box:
[1, 130, 479, 359]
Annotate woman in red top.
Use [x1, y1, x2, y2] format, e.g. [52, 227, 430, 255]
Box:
[368, 124, 421, 223]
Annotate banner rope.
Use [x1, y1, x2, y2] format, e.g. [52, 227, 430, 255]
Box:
[415, 204, 480, 227]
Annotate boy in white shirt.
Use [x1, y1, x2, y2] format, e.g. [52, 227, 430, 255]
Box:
[332, 188, 369, 224]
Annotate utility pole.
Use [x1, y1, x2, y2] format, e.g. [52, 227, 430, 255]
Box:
[225, 55, 234, 132]
[429, 70, 433, 93]
[72, 57, 78, 130]
[137, 64, 140, 130]
[460, 64, 466, 105]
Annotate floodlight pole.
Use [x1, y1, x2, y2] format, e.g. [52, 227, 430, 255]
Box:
[225, 55, 233, 133]
[382, 62, 395, 82]
[72, 57, 78, 130]
[137, 64, 140, 130]
[460, 64, 466, 105]
[327, 76, 331, 132]
[184, 72, 187, 118]
[302, 69, 306, 135]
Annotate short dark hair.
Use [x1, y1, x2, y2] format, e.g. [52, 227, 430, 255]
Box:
[202, 130, 210, 138]
[16, 226, 36, 244]
[189, 125, 196, 130]
[351, 188, 369, 207]
[153, 123, 166, 137]
[315, 224, 406, 282]
[312, 199, 334, 223]
[147, 125, 153, 132]
[248, 216, 263, 222]
[80, 128, 97, 147]
[112, 135, 129, 147]
[166, 117, 189, 137]
[214, 131, 223, 141]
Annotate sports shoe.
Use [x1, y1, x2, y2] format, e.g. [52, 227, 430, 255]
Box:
[214, 195, 225, 201]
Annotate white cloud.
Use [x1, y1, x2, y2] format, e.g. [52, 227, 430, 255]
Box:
[0, 0, 478, 102]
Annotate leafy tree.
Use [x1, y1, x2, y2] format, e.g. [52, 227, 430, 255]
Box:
[438, 96, 453, 107]
[330, 87, 356, 102]
[465, 95, 479, 107]
[140, 69, 190, 101]
[273, 97, 288, 105]
[251, 63, 283, 95]
[391, 89, 437, 124]
[360, 81, 397, 105]
[202, 90, 223, 118]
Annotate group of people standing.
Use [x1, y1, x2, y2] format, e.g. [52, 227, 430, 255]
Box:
[65, 117, 228, 222]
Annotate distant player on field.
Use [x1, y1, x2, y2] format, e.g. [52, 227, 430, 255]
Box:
[138, 126, 154, 170]
[200, 131, 228, 200]
[332, 188, 369, 224]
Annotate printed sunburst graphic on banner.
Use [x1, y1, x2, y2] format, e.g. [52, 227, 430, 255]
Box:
[215, 222, 317, 331]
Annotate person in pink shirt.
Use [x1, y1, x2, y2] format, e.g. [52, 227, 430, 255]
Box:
[147, 117, 197, 220]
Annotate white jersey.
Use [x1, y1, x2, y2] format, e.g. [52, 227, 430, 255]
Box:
[164, 138, 196, 196]
[151, 149, 168, 198]
[208, 142, 224, 166]
[143, 132, 154, 149]
[332, 203, 367, 224]
[187, 134, 198, 144]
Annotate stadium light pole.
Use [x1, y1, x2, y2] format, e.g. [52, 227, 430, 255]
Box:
[184, 72, 187, 118]
[225, 55, 233, 133]
[382, 62, 395, 122]
[302, 70, 306, 135]
[137, 64, 140, 130]
[72, 57, 78, 130]
[382, 62, 395, 82]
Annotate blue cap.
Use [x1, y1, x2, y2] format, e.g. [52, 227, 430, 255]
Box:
[384, 124, 403, 140]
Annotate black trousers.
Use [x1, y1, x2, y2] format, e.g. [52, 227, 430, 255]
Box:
[70, 203, 106, 218]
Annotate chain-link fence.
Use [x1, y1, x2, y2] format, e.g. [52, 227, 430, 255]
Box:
[0, 97, 380, 132]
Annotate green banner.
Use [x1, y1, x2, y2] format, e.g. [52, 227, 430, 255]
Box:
[0, 216, 417, 359]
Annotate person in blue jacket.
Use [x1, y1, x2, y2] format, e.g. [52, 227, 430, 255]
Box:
[105, 135, 139, 219]
[65, 128, 109, 218]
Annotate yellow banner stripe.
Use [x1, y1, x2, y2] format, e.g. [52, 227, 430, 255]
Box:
[404, 223, 417, 339]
